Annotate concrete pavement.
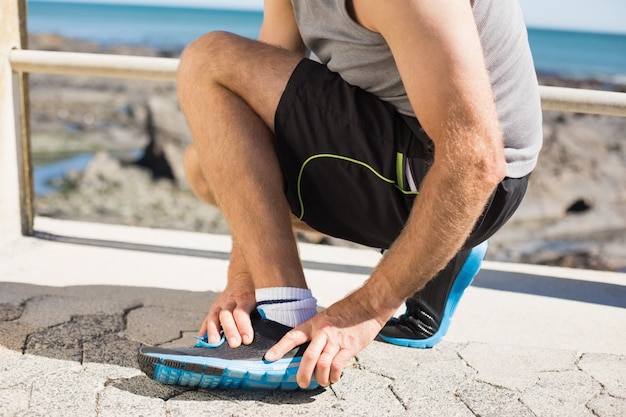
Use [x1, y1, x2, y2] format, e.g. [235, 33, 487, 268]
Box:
[1, 218, 625, 416]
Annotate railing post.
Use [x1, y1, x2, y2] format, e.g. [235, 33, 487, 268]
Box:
[0, 0, 33, 241]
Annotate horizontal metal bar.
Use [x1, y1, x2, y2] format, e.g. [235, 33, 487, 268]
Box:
[539, 85, 626, 117]
[9, 49, 626, 117]
[9, 49, 178, 81]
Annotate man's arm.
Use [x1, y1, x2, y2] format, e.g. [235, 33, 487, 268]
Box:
[266, 0, 506, 388]
[259, 0, 306, 54]
[355, 0, 507, 316]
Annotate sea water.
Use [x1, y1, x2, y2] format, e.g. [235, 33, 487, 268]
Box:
[27, 0, 626, 83]
[528, 28, 626, 83]
[27, 1, 264, 50]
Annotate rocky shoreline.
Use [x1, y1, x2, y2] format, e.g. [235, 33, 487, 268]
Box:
[30, 34, 626, 272]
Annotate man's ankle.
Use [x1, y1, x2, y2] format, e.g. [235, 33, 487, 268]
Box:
[255, 287, 318, 328]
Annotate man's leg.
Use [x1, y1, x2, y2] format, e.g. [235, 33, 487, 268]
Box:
[139, 134, 319, 390]
[184, 144, 257, 343]
[178, 31, 304, 290]
[178, 32, 321, 352]
[184, 143, 318, 339]
[138, 32, 325, 389]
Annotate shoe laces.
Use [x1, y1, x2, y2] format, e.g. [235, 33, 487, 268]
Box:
[398, 300, 440, 337]
[193, 334, 226, 348]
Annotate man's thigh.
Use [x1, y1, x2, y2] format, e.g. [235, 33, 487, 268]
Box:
[274, 59, 434, 249]
[178, 31, 302, 131]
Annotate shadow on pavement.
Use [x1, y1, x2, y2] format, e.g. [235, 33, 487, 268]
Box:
[473, 269, 626, 308]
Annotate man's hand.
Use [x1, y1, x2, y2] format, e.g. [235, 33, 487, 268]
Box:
[264, 292, 395, 388]
[198, 271, 256, 348]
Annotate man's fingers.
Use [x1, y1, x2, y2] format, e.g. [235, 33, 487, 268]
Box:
[205, 315, 222, 344]
[219, 310, 241, 348]
[265, 327, 309, 362]
[330, 348, 353, 384]
[297, 334, 327, 388]
[233, 308, 254, 345]
[313, 344, 340, 387]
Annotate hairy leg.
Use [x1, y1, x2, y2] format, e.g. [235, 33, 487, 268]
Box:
[179, 32, 312, 344]
[179, 31, 305, 289]
[185, 144, 322, 238]
[184, 145, 256, 343]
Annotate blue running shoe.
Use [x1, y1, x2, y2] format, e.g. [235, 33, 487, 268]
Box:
[378, 240, 488, 348]
[137, 310, 318, 390]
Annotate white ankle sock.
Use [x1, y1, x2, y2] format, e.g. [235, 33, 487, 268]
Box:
[255, 287, 318, 328]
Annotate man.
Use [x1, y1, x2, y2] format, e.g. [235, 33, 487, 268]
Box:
[138, 0, 542, 390]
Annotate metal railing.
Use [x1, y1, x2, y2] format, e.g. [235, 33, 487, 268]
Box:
[2, 0, 626, 241]
[9, 49, 178, 82]
[8, 49, 626, 116]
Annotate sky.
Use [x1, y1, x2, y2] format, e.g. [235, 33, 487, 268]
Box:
[34, 0, 626, 34]
[518, 0, 626, 34]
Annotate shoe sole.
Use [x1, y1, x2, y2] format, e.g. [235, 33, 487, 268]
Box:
[138, 348, 319, 390]
[379, 240, 488, 348]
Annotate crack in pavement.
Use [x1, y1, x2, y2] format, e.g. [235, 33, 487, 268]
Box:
[388, 384, 409, 411]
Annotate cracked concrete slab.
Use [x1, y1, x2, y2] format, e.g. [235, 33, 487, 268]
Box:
[458, 342, 580, 391]
[389, 356, 477, 415]
[108, 374, 195, 400]
[0, 351, 92, 417]
[82, 361, 142, 382]
[0, 386, 31, 417]
[83, 333, 143, 369]
[587, 394, 626, 417]
[1, 279, 625, 417]
[0, 302, 24, 321]
[0, 321, 37, 351]
[326, 367, 407, 416]
[0, 282, 66, 305]
[521, 369, 602, 416]
[355, 339, 464, 380]
[60, 285, 217, 314]
[158, 331, 200, 348]
[166, 397, 252, 417]
[124, 305, 205, 345]
[456, 380, 536, 417]
[18, 294, 140, 329]
[97, 386, 167, 417]
[578, 353, 626, 399]
[25, 313, 126, 362]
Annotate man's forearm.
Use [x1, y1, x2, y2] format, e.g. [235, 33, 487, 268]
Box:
[357, 148, 504, 323]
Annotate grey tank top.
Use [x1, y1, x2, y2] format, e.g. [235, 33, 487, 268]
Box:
[291, 0, 543, 178]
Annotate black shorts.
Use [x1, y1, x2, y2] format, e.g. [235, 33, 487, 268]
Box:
[274, 59, 528, 249]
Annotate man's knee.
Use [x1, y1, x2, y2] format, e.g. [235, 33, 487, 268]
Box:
[178, 31, 246, 92]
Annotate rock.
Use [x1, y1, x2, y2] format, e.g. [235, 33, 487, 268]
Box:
[28, 33, 103, 54]
[489, 110, 626, 271]
[36, 151, 230, 234]
[81, 152, 130, 186]
[135, 97, 191, 186]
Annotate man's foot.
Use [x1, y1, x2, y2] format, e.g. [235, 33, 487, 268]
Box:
[378, 240, 488, 348]
[137, 310, 318, 390]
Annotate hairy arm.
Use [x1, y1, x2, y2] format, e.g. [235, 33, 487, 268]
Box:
[259, 0, 306, 54]
[354, 0, 507, 317]
[267, 0, 506, 388]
